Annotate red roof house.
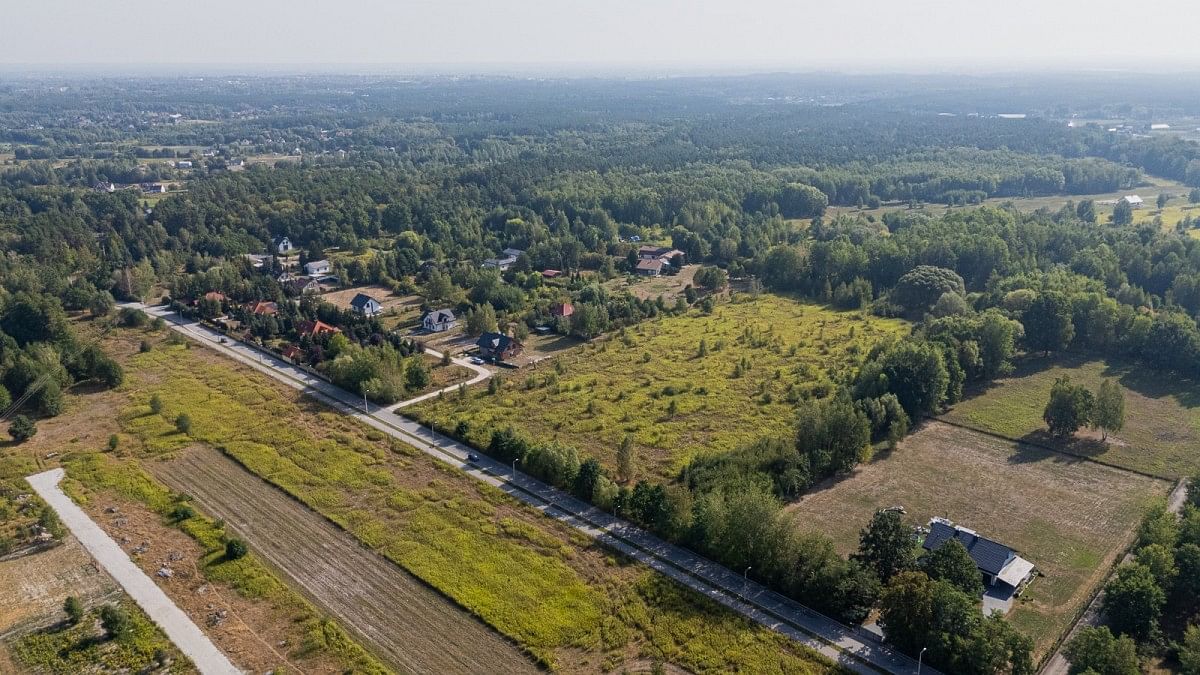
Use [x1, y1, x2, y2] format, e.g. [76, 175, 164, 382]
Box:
[550, 302, 575, 317]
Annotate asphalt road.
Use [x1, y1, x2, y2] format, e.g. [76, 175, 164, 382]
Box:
[26, 468, 241, 675]
[130, 302, 933, 675]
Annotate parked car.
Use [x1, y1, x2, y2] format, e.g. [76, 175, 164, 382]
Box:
[468, 356, 485, 365]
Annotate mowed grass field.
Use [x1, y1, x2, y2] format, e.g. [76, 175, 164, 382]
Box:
[941, 355, 1200, 479]
[107, 331, 837, 674]
[409, 294, 910, 479]
[787, 421, 1167, 658]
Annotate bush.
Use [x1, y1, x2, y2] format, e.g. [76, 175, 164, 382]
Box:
[175, 413, 192, 434]
[107, 434, 119, 451]
[149, 393, 163, 414]
[225, 538, 248, 560]
[9, 415, 36, 442]
[63, 596, 84, 625]
[139, 339, 153, 353]
[99, 604, 131, 639]
[169, 504, 196, 522]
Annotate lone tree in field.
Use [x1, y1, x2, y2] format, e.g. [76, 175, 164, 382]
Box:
[617, 434, 635, 483]
[1043, 375, 1094, 437]
[99, 604, 131, 640]
[175, 413, 192, 434]
[1158, 192, 1171, 209]
[225, 538, 248, 560]
[63, 596, 84, 625]
[8, 414, 36, 443]
[149, 393, 164, 414]
[853, 510, 916, 583]
[1113, 199, 1134, 225]
[1092, 379, 1126, 441]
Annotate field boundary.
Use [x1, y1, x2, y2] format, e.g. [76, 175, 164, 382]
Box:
[929, 415, 1174, 483]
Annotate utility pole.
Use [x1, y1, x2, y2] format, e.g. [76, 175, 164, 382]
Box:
[917, 647, 927, 675]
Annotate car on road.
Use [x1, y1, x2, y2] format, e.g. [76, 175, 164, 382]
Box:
[218, 337, 228, 344]
[467, 453, 478, 462]
[468, 356, 485, 365]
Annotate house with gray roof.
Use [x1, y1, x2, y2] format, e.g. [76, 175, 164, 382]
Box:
[922, 518, 1036, 593]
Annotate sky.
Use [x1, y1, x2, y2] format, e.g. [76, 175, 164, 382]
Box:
[5, 0, 1200, 73]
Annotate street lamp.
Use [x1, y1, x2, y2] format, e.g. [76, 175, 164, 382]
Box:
[917, 647, 927, 675]
[512, 457, 520, 480]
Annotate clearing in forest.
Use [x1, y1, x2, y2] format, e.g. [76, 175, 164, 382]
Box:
[787, 420, 1167, 658]
[940, 354, 1200, 478]
[407, 294, 909, 479]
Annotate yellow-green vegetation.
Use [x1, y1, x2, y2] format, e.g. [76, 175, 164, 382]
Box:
[941, 355, 1200, 478]
[0, 450, 42, 553]
[13, 599, 189, 674]
[61, 452, 390, 675]
[116, 338, 838, 673]
[410, 294, 909, 479]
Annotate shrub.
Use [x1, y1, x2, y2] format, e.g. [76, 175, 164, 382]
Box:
[99, 604, 131, 639]
[225, 538, 249, 560]
[63, 596, 84, 625]
[175, 413, 192, 434]
[9, 415, 36, 442]
[149, 393, 163, 414]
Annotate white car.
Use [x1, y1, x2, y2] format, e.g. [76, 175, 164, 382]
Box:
[468, 356, 485, 365]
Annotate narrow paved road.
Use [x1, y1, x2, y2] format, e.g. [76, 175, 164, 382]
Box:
[26, 468, 240, 675]
[396, 345, 491, 409]
[130, 302, 933, 675]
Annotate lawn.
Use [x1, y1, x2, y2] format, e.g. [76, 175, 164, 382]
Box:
[940, 354, 1200, 479]
[108, 332, 837, 673]
[408, 294, 910, 480]
[787, 420, 1167, 659]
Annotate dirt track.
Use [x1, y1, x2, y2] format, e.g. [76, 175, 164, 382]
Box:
[150, 447, 537, 675]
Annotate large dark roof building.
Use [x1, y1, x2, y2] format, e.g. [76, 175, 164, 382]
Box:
[922, 518, 1036, 591]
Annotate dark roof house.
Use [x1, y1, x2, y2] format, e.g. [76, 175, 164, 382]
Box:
[922, 518, 1036, 591]
[476, 332, 523, 362]
[635, 259, 664, 276]
[349, 293, 382, 317]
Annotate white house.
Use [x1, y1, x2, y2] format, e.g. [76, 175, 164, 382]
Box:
[273, 236, 294, 254]
[304, 259, 332, 277]
[1121, 195, 1145, 208]
[422, 308, 458, 332]
[176, 160, 193, 169]
[350, 293, 383, 317]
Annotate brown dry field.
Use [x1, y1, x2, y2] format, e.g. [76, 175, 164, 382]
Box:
[608, 265, 699, 301]
[0, 537, 120, 640]
[79, 485, 348, 674]
[149, 445, 537, 675]
[787, 420, 1167, 657]
[319, 286, 420, 314]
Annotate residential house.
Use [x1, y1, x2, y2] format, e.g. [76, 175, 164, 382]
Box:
[242, 253, 269, 268]
[140, 182, 167, 194]
[203, 291, 227, 303]
[542, 269, 563, 279]
[92, 181, 116, 193]
[922, 518, 1036, 594]
[273, 236, 294, 254]
[1121, 195, 1145, 208]
[304, 259, 332, 277]
[502, 248, 525, 259]
[476, 332, 523, 362]
[176, 160, 193, 169]
[284, 277, 321, 296]
[550, 302, 574, 318]
[482, 255, 518, 271]
[422, 309, 458, 332]
[350, 293, 383, 317]
[245, 300, 279, 316]
[635, 259, 664, 276]
[281, 344, 305, 362]
[297, 320, 341, 338]
[638, 245, 672, 260]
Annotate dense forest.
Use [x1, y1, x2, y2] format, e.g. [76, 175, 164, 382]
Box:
[7, 73, 1200, 672]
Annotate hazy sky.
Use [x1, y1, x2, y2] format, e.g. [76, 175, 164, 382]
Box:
[5, 0, 1200, 72]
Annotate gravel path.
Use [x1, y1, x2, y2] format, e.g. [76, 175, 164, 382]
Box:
[25, 468, 240, 675]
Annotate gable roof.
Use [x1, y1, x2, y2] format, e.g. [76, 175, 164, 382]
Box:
[304, 259, 331, 271]
[551, 302, 574, 317]
[923, 520, 1015, 576]
[636, 258, 664, 272]
[245, 300, 278, 316]
[350, 292, 379, 309]
[423, 309, 456, 324]
[476, 331, 518, 351]
[297, 319, 340, 337]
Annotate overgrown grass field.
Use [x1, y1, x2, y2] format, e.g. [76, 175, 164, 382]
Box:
[112, 335, 838, 673]
[409, 294, 909, 479]
[940, 354, 1200, 478]
[787, 420, 1167, 659]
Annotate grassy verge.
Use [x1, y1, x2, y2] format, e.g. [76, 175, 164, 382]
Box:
[409, 294, 908, 480]
[61, 452, 390, 675]
[14, 599, 189, 674]
[113, 335, 839, 673]
[940, 354, 1200, 478]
